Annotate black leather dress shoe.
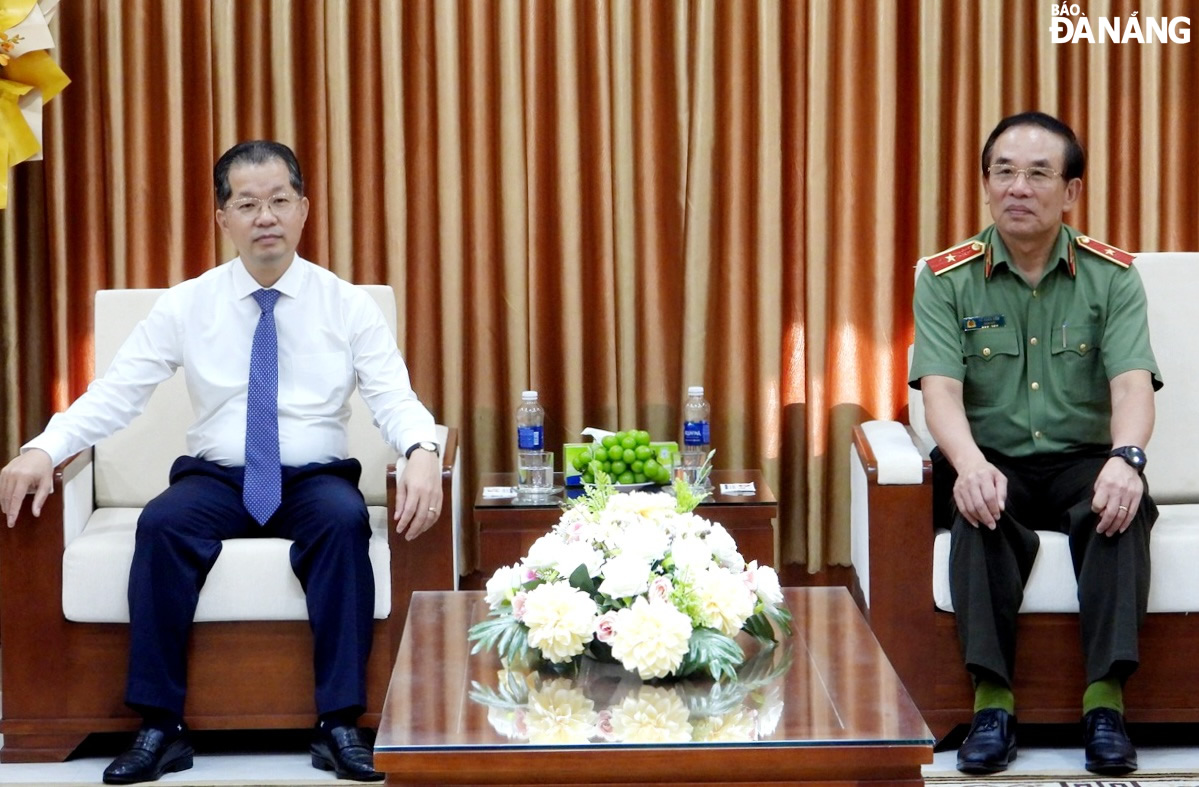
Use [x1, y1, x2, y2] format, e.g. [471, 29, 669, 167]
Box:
[102, 723, 194, 784]
[956, 708, 1017, 774]
[1084, 707, 1137, 775]
[311, 723, 384, 782]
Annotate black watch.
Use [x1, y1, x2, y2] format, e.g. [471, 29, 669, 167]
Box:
[1109, 445, 1147, 474]
[405, 441, 439, 459]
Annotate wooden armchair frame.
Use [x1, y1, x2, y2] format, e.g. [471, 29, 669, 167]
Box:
[0, 429, 458, 763]
[852, 425, 1199, 740]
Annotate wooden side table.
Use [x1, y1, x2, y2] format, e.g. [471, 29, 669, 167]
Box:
[474, 469, 777, 575]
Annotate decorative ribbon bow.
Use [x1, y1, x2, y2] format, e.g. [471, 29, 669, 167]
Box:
[0, 0, 69, 209]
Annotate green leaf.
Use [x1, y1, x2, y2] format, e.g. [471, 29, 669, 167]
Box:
[467, 614, 531, 664]
[567, 563, 597, 595]
[763, 603, 793, 637]
[678, 627, 743, 681]
[741, 612, 776, 643]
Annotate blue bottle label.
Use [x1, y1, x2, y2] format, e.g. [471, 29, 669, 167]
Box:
[683, 421, 709, 446]
[518, 425, 543, 450]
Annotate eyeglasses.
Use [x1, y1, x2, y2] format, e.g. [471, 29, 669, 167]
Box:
[987, 164, 1063, 188]
[225, 193, 301, 219]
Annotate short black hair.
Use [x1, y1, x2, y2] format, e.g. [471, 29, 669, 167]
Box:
[981, 111, 1086, 181]
[213, 140, 304, 207]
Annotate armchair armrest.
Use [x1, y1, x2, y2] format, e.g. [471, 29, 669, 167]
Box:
[0, 449, 96, 741]
[61, 447, 96, 545]
[849, 422, 940, 715]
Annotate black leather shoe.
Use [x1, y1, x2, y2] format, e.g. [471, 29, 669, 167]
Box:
[311, 723, 384, 782]
[956, 708, 1017, 774]
[1084, 707, 1137, 775]
[102, 723, 193, 784]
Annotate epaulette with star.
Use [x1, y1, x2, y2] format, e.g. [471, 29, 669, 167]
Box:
[924, 240, 985, 276]
[1076, 236, 1135, 268]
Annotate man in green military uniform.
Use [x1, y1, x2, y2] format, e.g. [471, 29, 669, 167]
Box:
[911, 111, 1161, 776]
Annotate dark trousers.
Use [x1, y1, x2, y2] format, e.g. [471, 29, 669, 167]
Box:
[125, 455, 375, 718]
[934, 446, 1155, 688]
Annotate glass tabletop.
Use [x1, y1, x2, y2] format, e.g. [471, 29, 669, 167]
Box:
[377, 587, 932, 752]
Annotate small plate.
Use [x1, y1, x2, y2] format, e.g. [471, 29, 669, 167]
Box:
[515, 485, 565, 499]
[612, 482, 661, 492]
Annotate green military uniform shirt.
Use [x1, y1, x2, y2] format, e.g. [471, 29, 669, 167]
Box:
[910, 224, 1161, 457]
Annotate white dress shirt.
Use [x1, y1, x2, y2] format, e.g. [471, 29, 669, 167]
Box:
[25, 256, 437, 468]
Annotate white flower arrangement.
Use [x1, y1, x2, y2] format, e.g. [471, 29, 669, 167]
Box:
[468, 470, 792, 681]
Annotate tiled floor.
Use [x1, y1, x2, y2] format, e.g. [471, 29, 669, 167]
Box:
[5, 674, 1199, 784]
[2, 726, 1199, 785]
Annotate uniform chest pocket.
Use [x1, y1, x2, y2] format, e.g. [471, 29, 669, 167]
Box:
[1049, 324, 1106, 403]
[961, 327, 1020, 406]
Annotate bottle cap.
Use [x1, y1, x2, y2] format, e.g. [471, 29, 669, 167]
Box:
[522, 390, 538, 401]
[687, 386, 704, 396]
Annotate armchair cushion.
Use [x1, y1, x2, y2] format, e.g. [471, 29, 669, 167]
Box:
[62, 507, 393, 623]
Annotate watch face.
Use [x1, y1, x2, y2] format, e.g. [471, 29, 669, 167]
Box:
[1113, 446, 1146, 470]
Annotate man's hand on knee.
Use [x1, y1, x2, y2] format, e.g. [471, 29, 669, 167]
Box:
[0, 449, 54, 528]
[953, 460, 1007, 530]
[393, 450, 443, 541]
[1091, 458, 1144, 536]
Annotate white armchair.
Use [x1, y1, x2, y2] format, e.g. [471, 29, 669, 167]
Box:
[0, 286, 460, 762]
[850, 252, 1199, 738]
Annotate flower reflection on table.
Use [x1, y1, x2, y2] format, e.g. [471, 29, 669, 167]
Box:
[470, 637, 792, 745]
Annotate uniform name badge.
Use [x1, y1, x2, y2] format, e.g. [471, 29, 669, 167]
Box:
[961, 314, 1005, 332]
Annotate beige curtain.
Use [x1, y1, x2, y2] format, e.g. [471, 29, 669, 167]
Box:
[2, 0, 1196, 571]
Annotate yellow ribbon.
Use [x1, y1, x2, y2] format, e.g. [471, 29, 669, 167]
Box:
[0, 0, 36, 33]
[0, 1, 70, 208]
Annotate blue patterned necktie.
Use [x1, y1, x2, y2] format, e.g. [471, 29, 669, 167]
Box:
[243, 288, 282, 525]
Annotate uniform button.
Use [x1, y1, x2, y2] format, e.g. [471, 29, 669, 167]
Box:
[1079, 343, 1088, 351]
[1032, 289, 1039, 297]
[982, 348, 991, 357]
[1031, 381, 1040, 391]
[1030, 337, 1038, 346]
[1034, 430, 1043, 439]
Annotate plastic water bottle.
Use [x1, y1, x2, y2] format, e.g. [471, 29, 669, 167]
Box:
[516, 391, 551, 495]
[679, 386, 711, 486]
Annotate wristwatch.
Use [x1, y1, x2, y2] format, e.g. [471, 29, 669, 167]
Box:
[1109, 445, 1147, 474]
[405, 441, 440, 459]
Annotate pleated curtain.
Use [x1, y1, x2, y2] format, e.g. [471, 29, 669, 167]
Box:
[2, 0, 1196, 571]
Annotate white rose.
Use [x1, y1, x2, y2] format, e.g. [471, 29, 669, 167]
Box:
[522, 582, 598, 662]
[670, 536, 715, 576]
[484, 564, 523, 609]
[524, 533, 569, 571]
[753, 564, 784, 607]
[553, 540, 606, 579]
[598, 554, 651, 599]
[706, 523, 745, 572]
[613, 523, 670, 563]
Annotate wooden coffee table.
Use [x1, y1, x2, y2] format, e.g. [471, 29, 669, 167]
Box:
[475, 469, 778, 574]
[375, 587, 932, 785]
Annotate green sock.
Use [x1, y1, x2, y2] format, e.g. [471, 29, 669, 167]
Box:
[974, 679, 1015, 714]
[1083, 677, 1124, 714]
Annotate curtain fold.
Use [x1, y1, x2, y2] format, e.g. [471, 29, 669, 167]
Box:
[3, 0, 1197, 572]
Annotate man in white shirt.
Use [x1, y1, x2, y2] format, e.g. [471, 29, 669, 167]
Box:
[0, 140, 442, 783]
